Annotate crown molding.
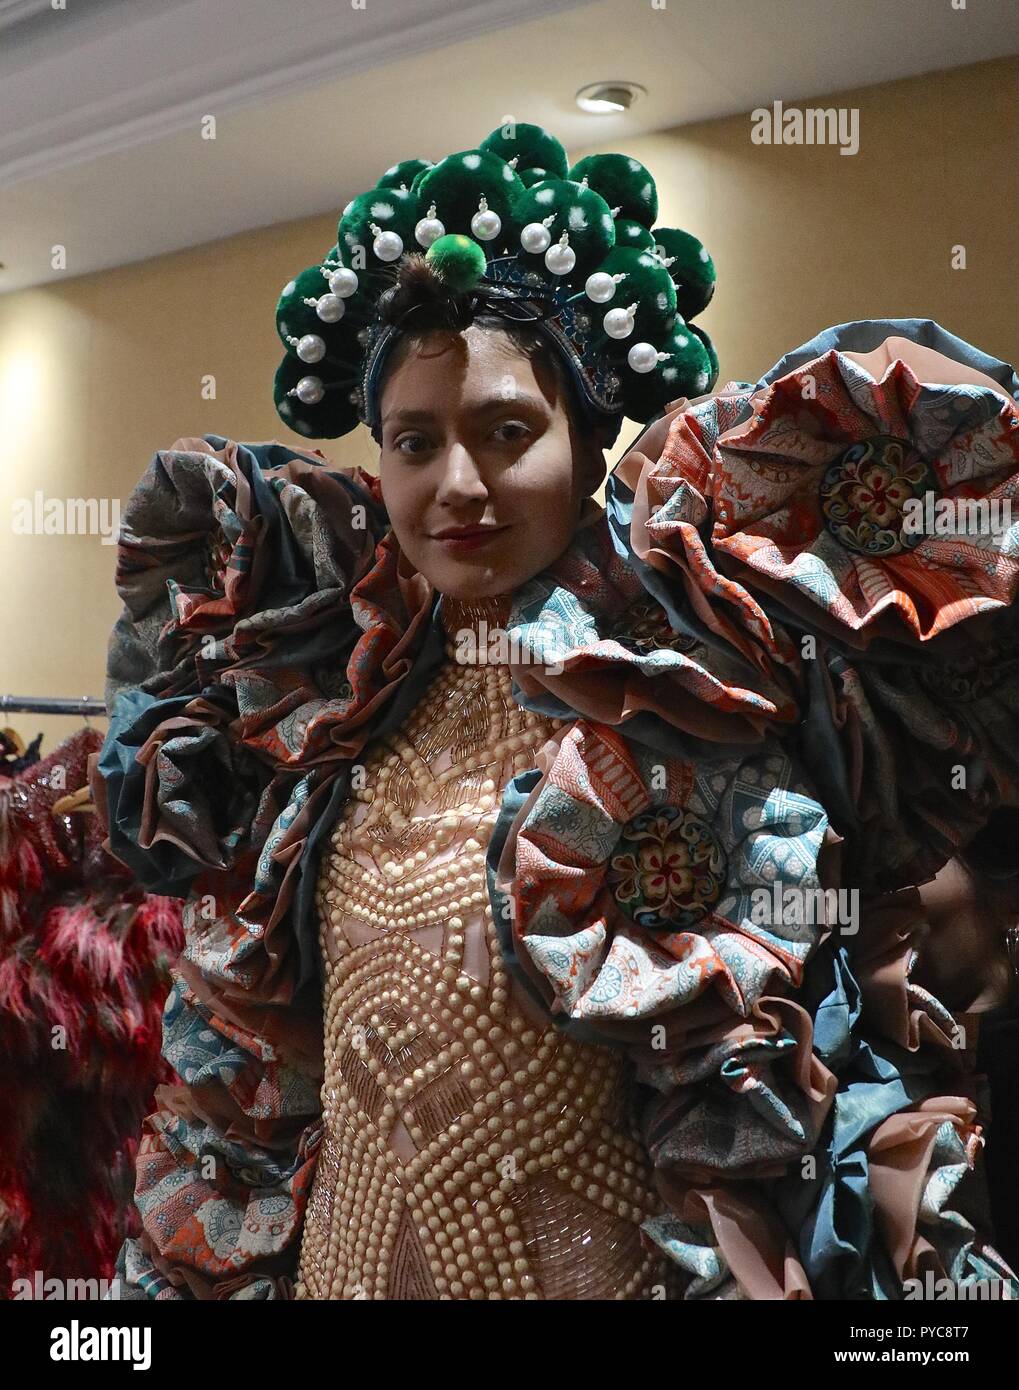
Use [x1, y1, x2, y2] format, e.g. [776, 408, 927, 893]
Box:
[0, 0, 586, 187]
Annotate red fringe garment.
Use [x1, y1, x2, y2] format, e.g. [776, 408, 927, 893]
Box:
[0, 726, 183, 1294]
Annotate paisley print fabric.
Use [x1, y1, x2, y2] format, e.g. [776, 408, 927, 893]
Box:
[640, 342, 1019, 647]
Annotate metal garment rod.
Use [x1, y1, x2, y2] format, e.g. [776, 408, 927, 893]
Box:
[0, 695, 107, 716]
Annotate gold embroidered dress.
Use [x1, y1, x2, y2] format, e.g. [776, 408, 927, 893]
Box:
[296, 593, 667, 1300]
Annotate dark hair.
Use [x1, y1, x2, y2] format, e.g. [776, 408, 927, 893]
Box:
[372, 253, 595, 442]
[961, 808, 1019, 887]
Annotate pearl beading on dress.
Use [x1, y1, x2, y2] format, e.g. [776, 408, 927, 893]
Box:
[294, 596, 667, 1300]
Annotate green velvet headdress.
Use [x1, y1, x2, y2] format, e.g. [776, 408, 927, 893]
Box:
[272, 121, 718, 447]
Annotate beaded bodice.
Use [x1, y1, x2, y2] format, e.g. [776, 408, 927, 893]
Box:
[295, 593, 667, 1300]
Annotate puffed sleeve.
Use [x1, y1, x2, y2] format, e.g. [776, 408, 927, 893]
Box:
[91, 434, 400, 1298]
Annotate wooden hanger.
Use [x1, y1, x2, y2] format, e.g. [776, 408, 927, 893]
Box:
[52, 784, 96, 817]
[1, 726, 26, 757]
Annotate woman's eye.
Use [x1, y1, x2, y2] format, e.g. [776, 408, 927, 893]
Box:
[492, 421, 530, 443]
[395, 433, 431, 455]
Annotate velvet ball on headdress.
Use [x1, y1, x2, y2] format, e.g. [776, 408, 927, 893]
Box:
[270, 121, 721, 443]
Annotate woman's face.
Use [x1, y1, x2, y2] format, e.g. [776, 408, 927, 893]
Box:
[377, 325, 605, 601]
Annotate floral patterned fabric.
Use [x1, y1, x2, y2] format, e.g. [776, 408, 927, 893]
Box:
[716, 352, 1018, 642]
[93, 322, 1019, 1300]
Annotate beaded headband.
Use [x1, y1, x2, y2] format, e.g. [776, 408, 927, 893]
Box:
[359, 259, 625, 445]
[272, 121, 719, 446]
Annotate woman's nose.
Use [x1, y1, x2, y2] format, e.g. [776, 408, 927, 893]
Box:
[434, 442, 489, 503]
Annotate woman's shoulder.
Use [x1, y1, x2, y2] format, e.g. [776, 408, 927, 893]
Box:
[105, 432, 390, 711]
[120, 432, 386, 553]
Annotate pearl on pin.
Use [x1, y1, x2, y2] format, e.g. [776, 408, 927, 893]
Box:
[415, 203, 445, 248]
[291, 375, 325, 404]
[326, 266, 359, 297]
[287, 333, 326, 363]
[520, 215, 556, 255]
[627, 343, 671, 374]
[545, 233, 575, 277]
[306, 294, 345, 324]
[471, 195, 502, 242]
[585, 271, 624, 304]
[370, 220, 404, 262]
[603, 303, 639, 340]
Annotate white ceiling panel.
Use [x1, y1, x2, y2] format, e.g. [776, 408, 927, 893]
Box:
[1, 0, 1016, 292]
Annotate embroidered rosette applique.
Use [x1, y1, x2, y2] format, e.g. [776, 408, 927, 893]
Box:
[817, 435, 936, 557]
[677, 344, 1019, 645]
[607, 804, 728, 932]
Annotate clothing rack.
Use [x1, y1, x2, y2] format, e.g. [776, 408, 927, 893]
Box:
[0, 695, 107, 717]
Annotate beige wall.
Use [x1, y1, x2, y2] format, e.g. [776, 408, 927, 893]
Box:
[2, 56, 1016, 755]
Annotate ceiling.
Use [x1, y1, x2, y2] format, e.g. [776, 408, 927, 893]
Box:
[2, 0, 1017, 293]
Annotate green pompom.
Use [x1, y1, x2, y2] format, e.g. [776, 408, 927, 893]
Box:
[595, 246, 676, 338]
[612, 217, 655, 252]
[652, 228, 716, 320]
[413, 149, 524, 252]
[273, 353, 361, 440]
[425, 233, 487, 291]
[568, 152, 658, 228]
[689, 323, 719, 389]
[513, 178, 616, 279]
[337, 186, 419, 269]
[621, 318, 713, 422]
[479, 122, 568, 180]
[275, 265, 372, 359]
[376, 158, 433, 191]
[518, 167, 549, 190]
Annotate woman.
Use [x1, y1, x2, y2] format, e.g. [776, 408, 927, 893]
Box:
[296, 255, 679, 1300]
[92, 122, 1019, 1300]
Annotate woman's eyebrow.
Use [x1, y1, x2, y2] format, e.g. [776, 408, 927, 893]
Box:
[477, 393, 548, 415]
[382, 407, 435, 425]
[383, 394, 548, 427]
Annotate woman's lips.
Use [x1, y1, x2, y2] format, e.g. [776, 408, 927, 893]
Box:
[432, 526, 510, 553]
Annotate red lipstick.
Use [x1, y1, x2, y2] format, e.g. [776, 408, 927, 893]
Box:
[432, 526, 510, 553]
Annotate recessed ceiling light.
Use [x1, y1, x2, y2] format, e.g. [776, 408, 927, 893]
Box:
[576, 81, 647, 115]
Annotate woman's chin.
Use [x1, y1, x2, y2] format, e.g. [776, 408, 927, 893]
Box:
[405, 540, 555, 600]
[415, 550, 523, 600]
[433, 569, 515, 601]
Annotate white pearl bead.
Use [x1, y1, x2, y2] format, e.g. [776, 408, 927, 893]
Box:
[545, 241, 576, 276]
[603, 306, 636, 339]
[520, 222, 552, 254]
[585, 272, 617, 303]
[373, 230, 404, 262]
[295, 375, 325, 405]
[627, 341, 661, 373]
[415, 216, 445, 247]
[471, 209, 502, 241]
[296, 333, 326, 363]
[328, 266, 358, 297]
[315, 293, 345, 323]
